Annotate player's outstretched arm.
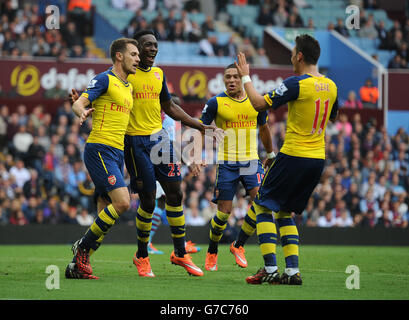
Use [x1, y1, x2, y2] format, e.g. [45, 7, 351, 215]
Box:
[235, 52, 269, 112]
[161, 99, 217, 134]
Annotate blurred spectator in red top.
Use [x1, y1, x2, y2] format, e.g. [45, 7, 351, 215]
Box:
[9, 199, 29, 226]
[234, 0, 248, 5]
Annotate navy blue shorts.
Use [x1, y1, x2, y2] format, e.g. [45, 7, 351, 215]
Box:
[124, 130, 181, 194]
[254, 152, 324, 215]
[213, 160, 265, 203]
[83, 143, 127, 201]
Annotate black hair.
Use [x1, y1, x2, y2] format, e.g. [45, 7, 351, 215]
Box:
[295, 34, 320, 65]
[224, 63, 237, 71]
[133, 29, 155, 41]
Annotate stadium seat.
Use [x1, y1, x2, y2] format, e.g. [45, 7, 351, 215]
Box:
[204, 56, 222, 66]
[240, 5, 259, 19]
[237, 17, 257, 36]
[216, 32, 232, 46]
[188, 12, 206, 26]
[143, 11, 159, 23]
[250, 24, 265, 48]
[349, 37, 361, 47]
[360, 38, 377, 51]
[226, 4, 241, 17]
[188, 56, 206, 65]
[377, 50, 396, 67]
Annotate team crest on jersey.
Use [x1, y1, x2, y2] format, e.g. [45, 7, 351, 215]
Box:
[108, 175, 117, 185]
[154, 72, 161, 80]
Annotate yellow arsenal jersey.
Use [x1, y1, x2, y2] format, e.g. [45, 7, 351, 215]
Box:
[81, 68, 133, 150]
[126, 66, 171, 136]
[264, 73, 338, 159]
[200, 91, 268, 162]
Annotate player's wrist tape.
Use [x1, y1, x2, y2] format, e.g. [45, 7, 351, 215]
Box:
[267, 151, 276, 159]
[241, 75, 252, 85]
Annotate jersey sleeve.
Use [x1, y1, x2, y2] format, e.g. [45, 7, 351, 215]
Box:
[329, 96, 339, 121]
[81, 72, 109, 103]
[257, 110, 268, 126]
[264, 76, 300, 110]
[160, 74, 172, 103]
[200, 96, 218, 125]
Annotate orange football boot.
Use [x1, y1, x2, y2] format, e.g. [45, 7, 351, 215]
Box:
[170, 251, 204, 276]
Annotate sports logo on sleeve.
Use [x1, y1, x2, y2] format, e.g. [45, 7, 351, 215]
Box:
[87, 79, 97, 89]
[275, 82, 288, 96]
[202, 104, 208, 113]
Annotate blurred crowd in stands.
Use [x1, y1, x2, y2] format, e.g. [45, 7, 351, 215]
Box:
[117, 0, 409, 68]
[1, 0, 408, 69]
[0, 101, 408, 230]
[118, 0, 249, 62]
[0, 0, 94, 60]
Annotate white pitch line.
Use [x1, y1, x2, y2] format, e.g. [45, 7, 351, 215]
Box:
[2, 257, 409, 278]
[3, 258, 409, 278]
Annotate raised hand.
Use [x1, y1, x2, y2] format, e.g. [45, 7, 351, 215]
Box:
[235, 52, 250, 78]
[69, 88, 80, 104]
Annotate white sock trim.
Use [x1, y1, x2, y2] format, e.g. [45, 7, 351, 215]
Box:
[265, 266, 278, 273]
[285, 268, 299, 276]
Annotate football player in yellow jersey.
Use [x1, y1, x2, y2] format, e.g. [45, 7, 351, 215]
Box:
[236, 34, 339, 285]
[125, 30, 218, 277]
[198, 64, 275, 272]
[65, 38, 140, 279]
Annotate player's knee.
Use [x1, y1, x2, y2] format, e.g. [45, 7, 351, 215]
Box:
[165, 189, 183, 206]
[140, 198, 156, 213]
[218, 202, 232, 215]
[138, 190, 156, 213]
[113, 199, 130, 214]
[143, 202, 155, 213]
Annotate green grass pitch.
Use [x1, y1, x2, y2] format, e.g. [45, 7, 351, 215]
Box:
[0, 244, 408, 300]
